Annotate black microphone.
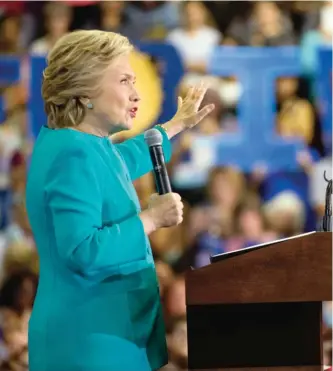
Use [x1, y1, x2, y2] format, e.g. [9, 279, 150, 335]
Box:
[144, 128, 172, 195]
[322, 171, 332, 232]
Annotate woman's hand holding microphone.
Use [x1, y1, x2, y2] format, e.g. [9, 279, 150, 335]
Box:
[140, 193, 184, 235]
[139, 82, 214, 235]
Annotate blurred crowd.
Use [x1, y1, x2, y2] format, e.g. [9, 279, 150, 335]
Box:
[0, 1, 332, 370]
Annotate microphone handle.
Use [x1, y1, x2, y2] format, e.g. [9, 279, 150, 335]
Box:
[323, 215, 332, 232]
[149, 145, 172, 195]
[322, 178, 332, 232]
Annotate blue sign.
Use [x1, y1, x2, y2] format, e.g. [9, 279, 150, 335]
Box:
[207, 46, 306, 172]
[137, 42, 184, 124]
[0, 45, 331, 172]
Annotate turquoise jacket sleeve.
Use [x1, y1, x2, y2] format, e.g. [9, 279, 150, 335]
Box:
[115, 126, 172, 181]
[45, 145, 147, 279]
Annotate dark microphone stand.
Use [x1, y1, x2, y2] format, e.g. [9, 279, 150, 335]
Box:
[322, 171, 332, 232]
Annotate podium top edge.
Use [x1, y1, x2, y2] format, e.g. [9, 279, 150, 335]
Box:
[210, 231, 330, 264]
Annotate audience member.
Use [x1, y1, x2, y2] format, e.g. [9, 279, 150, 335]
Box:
[0, 270, 37, 371]
[167, 1, 221, 80]
[300, 1, 332, 97]
[226, 196, 278, 251]
[276, 76, 315, 144]
[30, 2, 72, 55]
[126, 1, 180, 40]
[0, 14, 22, 54]
[227, 1, 296, 46]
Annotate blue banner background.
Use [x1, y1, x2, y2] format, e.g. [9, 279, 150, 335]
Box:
[0, 45, 331, 172]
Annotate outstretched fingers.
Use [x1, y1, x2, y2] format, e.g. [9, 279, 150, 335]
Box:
[195, 103, 215, 124]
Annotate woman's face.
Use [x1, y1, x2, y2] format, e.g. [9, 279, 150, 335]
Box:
[2, 16, 20, 43]
[277, 77, 298, 100]
[184, 2, 206, 28]
[254, 2, 280, 26]
[0, 16, 20, 52]
[210, 173, 240, 209]
[47, 15, 70, 38]
[90, 53, 140, 130]
[101, 1, 125, 14]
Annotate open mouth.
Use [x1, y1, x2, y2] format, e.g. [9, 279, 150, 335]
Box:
[129, 107, 138, 118]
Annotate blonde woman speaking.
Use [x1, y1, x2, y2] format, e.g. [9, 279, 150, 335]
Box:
[26, 30, 214, 371]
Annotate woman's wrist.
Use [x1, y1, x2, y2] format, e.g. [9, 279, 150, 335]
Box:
[158, 120, 184, 139]
[139, 209, 157, 235]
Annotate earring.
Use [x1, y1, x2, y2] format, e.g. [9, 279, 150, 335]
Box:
[87, 102, 93, 109]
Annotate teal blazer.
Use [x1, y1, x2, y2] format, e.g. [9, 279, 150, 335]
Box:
[26, 125, 172, 371]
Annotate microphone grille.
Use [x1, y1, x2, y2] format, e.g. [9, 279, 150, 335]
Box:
[144, 128, 163, 147]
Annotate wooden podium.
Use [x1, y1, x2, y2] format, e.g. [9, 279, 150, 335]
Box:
[185, 232, 332, 371]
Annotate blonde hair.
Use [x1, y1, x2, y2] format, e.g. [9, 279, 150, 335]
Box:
[42, 30, 133, 128]
[263, 191, 305, 232]
[3, 242, 39, 277]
